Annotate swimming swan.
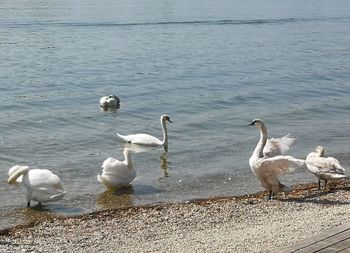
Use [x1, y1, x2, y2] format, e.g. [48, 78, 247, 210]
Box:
[97, 148, 136, 189]
[100, 95, 120, 110]
[8, 165, 66, 207]
[117, 114, 172, 147]
[306, 146, 347, 190]
[248, 119, 305, 200]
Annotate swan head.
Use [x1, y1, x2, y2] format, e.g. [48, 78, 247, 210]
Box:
[161, 114, 173, 123]
[248, 119, 264, 128]
[315, 146, 325, 156]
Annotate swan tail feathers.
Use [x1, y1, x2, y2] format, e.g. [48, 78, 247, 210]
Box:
[49, 191, 66, 201]
[117, 133, 128, 141]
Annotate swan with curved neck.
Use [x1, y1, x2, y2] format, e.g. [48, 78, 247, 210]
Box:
[97, 148, 136, 189]
[306, 146, 347, 190]
[117, 114, 172, 147]
[8, 165, 66, 207]
[248, 119, 304, 200]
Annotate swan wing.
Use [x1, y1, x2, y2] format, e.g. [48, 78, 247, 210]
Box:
[102, 157, 132, 176]
[117, 133, 162, 146]
[23, 169, 65, 201]
[98, 170, 135, 186]
[306, 156, 345, 174]
[99, 157, 136, 186]
[102, 157, 125, 172]
[263, 134, 295, 157]
[255, 155, 305, 176]
[25, 169, 62, 187]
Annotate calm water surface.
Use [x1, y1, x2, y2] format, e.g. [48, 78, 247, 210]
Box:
[1, 0, 350, 228]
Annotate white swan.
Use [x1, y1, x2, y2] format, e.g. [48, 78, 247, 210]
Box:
[100, 95, 120, 111]
[117, 114, 172, 147]
[248, 119, 305, 200]
[8, 165, 66, 207]
[306, 146, 347, 190]
[97, 148, 136, 189]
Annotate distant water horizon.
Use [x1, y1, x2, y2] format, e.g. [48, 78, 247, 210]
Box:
[1, 0, 350, 229]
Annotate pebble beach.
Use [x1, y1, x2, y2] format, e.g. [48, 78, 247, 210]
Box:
[1, 181, 350, 253]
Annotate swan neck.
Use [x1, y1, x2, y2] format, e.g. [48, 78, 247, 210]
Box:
[161, 119, 168, 146]
[124, 150, 133, 169]
[254, 124, 268, 159]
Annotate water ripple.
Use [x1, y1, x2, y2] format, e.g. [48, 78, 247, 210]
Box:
[1, 16, 350, 28]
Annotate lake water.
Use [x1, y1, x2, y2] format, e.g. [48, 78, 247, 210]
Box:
[1, 0, 350, 229]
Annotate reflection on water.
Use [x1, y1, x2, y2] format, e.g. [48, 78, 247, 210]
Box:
[159, 150, 170, 178]
[96, 187, 134, 209]
[124, 143, 170, 178]
[124, 143, 157, 153]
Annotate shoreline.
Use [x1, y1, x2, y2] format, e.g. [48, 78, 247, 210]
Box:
[1, 180, 350, 252]
[0, 182, 323, 235]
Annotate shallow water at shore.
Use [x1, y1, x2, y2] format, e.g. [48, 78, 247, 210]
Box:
[1, 0, 350, 228]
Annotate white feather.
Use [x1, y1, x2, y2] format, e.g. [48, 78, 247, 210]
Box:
[263, 133, 295, 157]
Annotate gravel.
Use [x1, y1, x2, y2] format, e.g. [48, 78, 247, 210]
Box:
[1, 182, 350, 253]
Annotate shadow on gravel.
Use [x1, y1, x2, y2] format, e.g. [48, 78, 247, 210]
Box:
[280, 182, 350, 205]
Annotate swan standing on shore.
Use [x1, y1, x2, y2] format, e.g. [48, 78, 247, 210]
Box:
[97, 148, 135, 189]
[100, 95, 120, 111]
[306, 146, 347, 190]
[248, 119, 305, 200]
[117, 114, 172, 147]
[8, 165, 66, 207]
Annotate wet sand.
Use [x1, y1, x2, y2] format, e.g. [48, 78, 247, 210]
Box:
[1, 181, 350, 253]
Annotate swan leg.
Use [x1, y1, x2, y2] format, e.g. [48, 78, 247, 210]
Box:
[27, 201, 30, 208]
[38, 202, 42, 208]
[318, 180, 321, 190]
[324, 180, 328, 190]
[268, 191, 273, 200]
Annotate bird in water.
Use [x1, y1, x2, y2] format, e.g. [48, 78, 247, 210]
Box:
[100, 95, 120, 111]
[306, 146, 347, 190]
[8, 165, 66, 208]
[248, 119, 305, 200]
[97, 148, 136, 189]
[117, 114, 172, 148]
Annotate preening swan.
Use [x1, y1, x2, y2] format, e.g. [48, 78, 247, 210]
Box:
[306, 146, 347, 190]
[97, 148, 136, 189]
[248, 119, 305, 200]
[100, 95, 120, 111]
[8, 165, 66, 207]
[117, 114, 172, 147]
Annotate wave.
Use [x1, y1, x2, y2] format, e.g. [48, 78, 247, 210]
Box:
[1, 16, 349, 28]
